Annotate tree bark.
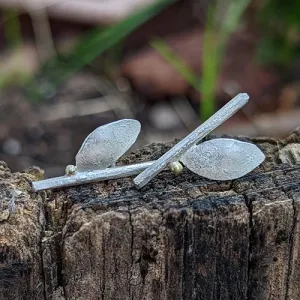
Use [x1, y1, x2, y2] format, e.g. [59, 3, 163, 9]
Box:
[1, 129, 300, 300]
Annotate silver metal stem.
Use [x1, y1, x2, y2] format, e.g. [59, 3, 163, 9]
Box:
[133, 93, 249, 189]
[32, 161, 154, 191]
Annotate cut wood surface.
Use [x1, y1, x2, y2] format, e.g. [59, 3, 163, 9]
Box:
[1, 129, 300, 300]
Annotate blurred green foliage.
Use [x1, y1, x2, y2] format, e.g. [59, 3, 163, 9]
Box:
[257, 0, 300, 66]
[201, 0, 251, 120]
[0, 72, 29, 89]
[3, 9, 22, 47]
[150, 38, 201, 91]
[0, 9, 27, 88]
[152, 0, 250, 121]
[2, 0, 300, 120]
[24, 0, 177, 101]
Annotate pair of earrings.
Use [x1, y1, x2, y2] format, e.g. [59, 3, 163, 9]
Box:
[32, 93, 265, 192]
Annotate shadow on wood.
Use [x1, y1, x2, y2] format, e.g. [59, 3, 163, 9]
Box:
[0, 129, 300, 300]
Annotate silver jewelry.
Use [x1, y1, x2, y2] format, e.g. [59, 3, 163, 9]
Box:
[178, 138, 265, 180]
[32, 119, 144, 191]
[133, 93, 262, 188]
[32, 161, 153, 191]
[32, 93, 265, 192]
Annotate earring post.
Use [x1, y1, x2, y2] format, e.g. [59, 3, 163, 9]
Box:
[133, 93, 249, 189]
[32, 161, 154, 191]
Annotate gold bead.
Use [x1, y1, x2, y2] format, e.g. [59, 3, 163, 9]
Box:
[65, 165, 77, 176]
[168, 161, 183, 175]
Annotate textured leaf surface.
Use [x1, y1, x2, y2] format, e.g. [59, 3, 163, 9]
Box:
[180, 138, 265, 180]
[76, 119, 141, 172]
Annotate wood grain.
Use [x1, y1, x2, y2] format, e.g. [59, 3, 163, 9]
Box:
[1, 129, 300, 300]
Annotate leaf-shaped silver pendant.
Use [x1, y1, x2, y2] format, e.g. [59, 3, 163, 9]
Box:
[75, 119, 141, 172]
[180, 138, 265, 180]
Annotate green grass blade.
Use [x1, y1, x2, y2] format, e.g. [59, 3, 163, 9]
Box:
[25, 0, 177, 101]
[201, 24, 219, 121]
[220, 0, 251, 45]
[201, 0, 250, 121]
[3, 9, 22, 47]
[150, 38, 201, 91]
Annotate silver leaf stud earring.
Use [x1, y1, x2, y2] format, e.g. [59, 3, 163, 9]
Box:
[178, 138, 265, 180]
[70, 119, 141, 172]
[32, 93, 265, 192]
[133, 93, 265, 188]
[32, 119, 151, 191]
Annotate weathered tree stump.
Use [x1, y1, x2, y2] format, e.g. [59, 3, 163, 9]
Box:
[1, 129, 300, 300]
